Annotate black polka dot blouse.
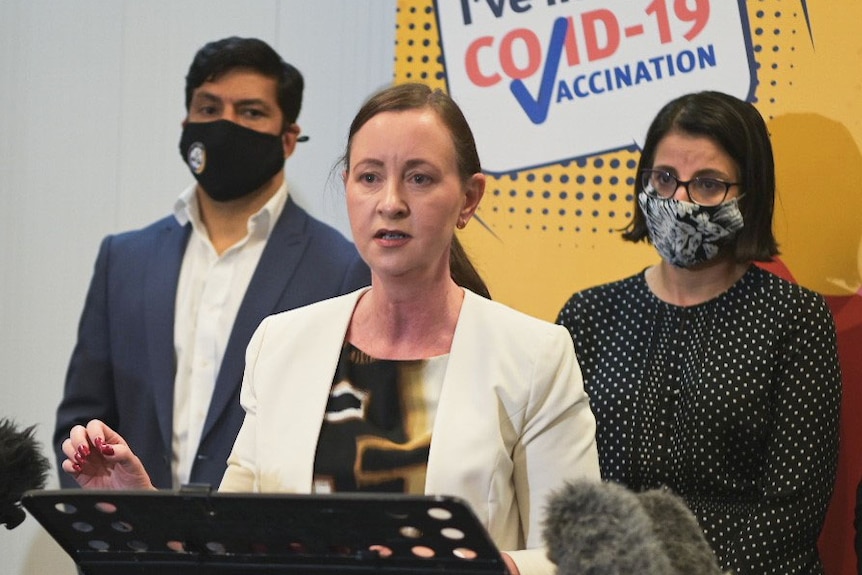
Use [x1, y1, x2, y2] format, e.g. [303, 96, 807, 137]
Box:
[556, 265, 841, 575]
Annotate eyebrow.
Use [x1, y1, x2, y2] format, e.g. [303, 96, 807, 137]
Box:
[351, 158, 384, 170]
[351, 158, 437, 171]
[652, 165, 735, 180]
[403, 159, 435, 170]
[190, 91, 273, 109]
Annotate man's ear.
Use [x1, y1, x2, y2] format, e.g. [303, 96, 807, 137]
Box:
[282, 123, 301, 159]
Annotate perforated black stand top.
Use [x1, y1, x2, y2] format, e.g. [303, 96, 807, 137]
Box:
[22, 488, 508, 574]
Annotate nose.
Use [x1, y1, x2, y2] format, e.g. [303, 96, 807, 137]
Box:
[378, 181, 408, 219]
[671, 180, 690, 202]
[220, 108, 239, 124]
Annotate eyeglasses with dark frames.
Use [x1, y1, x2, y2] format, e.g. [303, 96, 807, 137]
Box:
[640, 169, 739, 206]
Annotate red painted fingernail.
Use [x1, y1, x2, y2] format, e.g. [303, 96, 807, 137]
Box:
[72, 463, 82, 472]
[100, 444, 114, 456]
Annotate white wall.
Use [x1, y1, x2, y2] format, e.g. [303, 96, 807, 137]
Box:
[0, 2, 396, 573]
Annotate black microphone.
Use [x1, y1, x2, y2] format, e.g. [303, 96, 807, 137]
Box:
[0, 418, 50, 530]
[543, 479, 727, 575]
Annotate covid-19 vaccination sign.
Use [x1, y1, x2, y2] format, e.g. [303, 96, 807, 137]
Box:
[434, 0, 756, 174]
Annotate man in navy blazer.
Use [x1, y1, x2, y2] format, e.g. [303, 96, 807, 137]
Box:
[53, 37, 370, 489]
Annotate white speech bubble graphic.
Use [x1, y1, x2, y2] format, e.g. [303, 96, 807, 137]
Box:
[435, 0, 755, 175]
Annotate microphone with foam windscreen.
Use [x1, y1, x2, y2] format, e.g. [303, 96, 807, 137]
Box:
[543, 479, 727, 575]
[0, 418, 50, 530]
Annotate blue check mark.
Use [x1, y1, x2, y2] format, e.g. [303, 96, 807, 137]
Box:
[510, 17, 569, 125]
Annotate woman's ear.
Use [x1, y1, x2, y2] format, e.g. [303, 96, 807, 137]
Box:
[460, 173, 486, 225]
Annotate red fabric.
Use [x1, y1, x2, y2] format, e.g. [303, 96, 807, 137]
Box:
[819, 293, 862, 575]
[756, 260, 862, 575]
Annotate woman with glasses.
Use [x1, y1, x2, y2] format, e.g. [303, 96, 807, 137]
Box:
[556, 91, 841, 575]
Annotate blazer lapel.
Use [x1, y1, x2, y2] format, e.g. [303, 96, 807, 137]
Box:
[425, 293, 497, 506]
[266, 289, 366, 492]
[144, 219, 190, 457]
[425, 291, 476, 496]
[201, 198, 309, 440]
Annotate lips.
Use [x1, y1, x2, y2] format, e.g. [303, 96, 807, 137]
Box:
[375, 230, 410, 240]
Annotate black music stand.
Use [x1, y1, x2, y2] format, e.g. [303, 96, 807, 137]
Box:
[22, 487, 508, 574]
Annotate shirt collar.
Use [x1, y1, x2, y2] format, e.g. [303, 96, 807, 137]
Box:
[173, 181, 289, 241]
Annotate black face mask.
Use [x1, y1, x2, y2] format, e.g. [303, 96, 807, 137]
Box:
[178, 120, 285, 202]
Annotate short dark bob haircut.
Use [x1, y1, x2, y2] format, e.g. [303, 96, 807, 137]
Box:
[184, 36, 304, 131]
[623, 91, 779, 262]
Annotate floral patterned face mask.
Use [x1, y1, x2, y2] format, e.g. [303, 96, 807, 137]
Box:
[637, 192, 745, 268]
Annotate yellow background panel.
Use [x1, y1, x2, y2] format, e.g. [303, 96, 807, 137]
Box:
[394, 0, 862, 320]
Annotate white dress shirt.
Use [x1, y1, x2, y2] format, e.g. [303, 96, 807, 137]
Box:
[170, 182, 288, 487]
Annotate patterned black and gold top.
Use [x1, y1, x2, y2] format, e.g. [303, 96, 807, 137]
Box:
[312, 343, 448, 495]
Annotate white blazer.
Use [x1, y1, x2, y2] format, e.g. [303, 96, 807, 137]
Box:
[222, 288, 600, 575]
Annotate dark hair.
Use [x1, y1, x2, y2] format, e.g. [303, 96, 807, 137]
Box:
[623, 91, 779, 262]
[342, 83, 490, 299]
[184, 37, 304, 131]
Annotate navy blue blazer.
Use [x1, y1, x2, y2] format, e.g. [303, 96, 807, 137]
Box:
[54, 196, 370, 488]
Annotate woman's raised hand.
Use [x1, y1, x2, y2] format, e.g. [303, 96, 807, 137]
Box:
[61, 419, 155, 490]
